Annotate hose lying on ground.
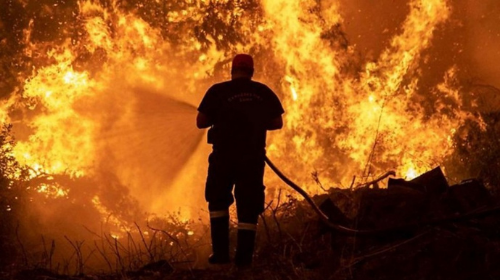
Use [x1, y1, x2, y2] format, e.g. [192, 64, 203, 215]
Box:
[264, 155, 500, 236]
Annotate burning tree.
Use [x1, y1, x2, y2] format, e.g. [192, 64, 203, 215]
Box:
[1, 0, 500, 278]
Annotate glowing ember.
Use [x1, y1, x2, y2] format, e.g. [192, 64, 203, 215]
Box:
[36, 183, 69, 198]
[404, 166, 419, 180]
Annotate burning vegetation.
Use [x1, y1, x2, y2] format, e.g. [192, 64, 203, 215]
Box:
[1, 0, 500, 279]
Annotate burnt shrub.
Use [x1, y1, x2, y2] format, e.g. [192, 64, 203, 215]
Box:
[0, 124, 30, 272]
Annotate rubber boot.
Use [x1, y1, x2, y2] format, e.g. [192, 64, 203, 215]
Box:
[208, 216, 230, 264]
[234, 229, 256, 267]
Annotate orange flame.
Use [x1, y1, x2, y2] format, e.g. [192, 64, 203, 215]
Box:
[0, 0, 487, 219]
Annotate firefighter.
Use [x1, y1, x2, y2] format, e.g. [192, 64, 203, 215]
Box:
[196, 54, 284, 267]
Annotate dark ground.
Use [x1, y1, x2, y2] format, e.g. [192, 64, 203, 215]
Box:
[4, 172, 500, 280]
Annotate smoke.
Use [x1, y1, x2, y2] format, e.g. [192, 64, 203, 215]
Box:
[460, 1, 500, 88]
[337, 0, 410, 59]
[340, 0, 500, 95]
[95, 86, 204, 212]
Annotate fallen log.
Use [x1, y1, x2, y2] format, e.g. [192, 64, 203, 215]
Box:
[265, 156, 500, 236]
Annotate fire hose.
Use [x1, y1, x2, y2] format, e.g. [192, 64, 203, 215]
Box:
[264, 155, 500, 236]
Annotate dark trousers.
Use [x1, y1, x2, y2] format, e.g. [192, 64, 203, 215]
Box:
[205, 150, 266, 224]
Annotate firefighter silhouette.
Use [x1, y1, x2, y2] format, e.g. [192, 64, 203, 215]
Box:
[197, 54, 284, 266]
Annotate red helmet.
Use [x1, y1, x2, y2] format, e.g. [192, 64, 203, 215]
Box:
[231, 54, 254, 70]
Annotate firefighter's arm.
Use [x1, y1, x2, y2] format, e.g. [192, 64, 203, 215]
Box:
[267, 115, 283, 130]
[196, 112, 212, 129]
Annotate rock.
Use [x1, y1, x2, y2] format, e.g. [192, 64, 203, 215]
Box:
[409, 166, 449, 196]
[355, 186, 428, 231]
[445, 179, 494, 214]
